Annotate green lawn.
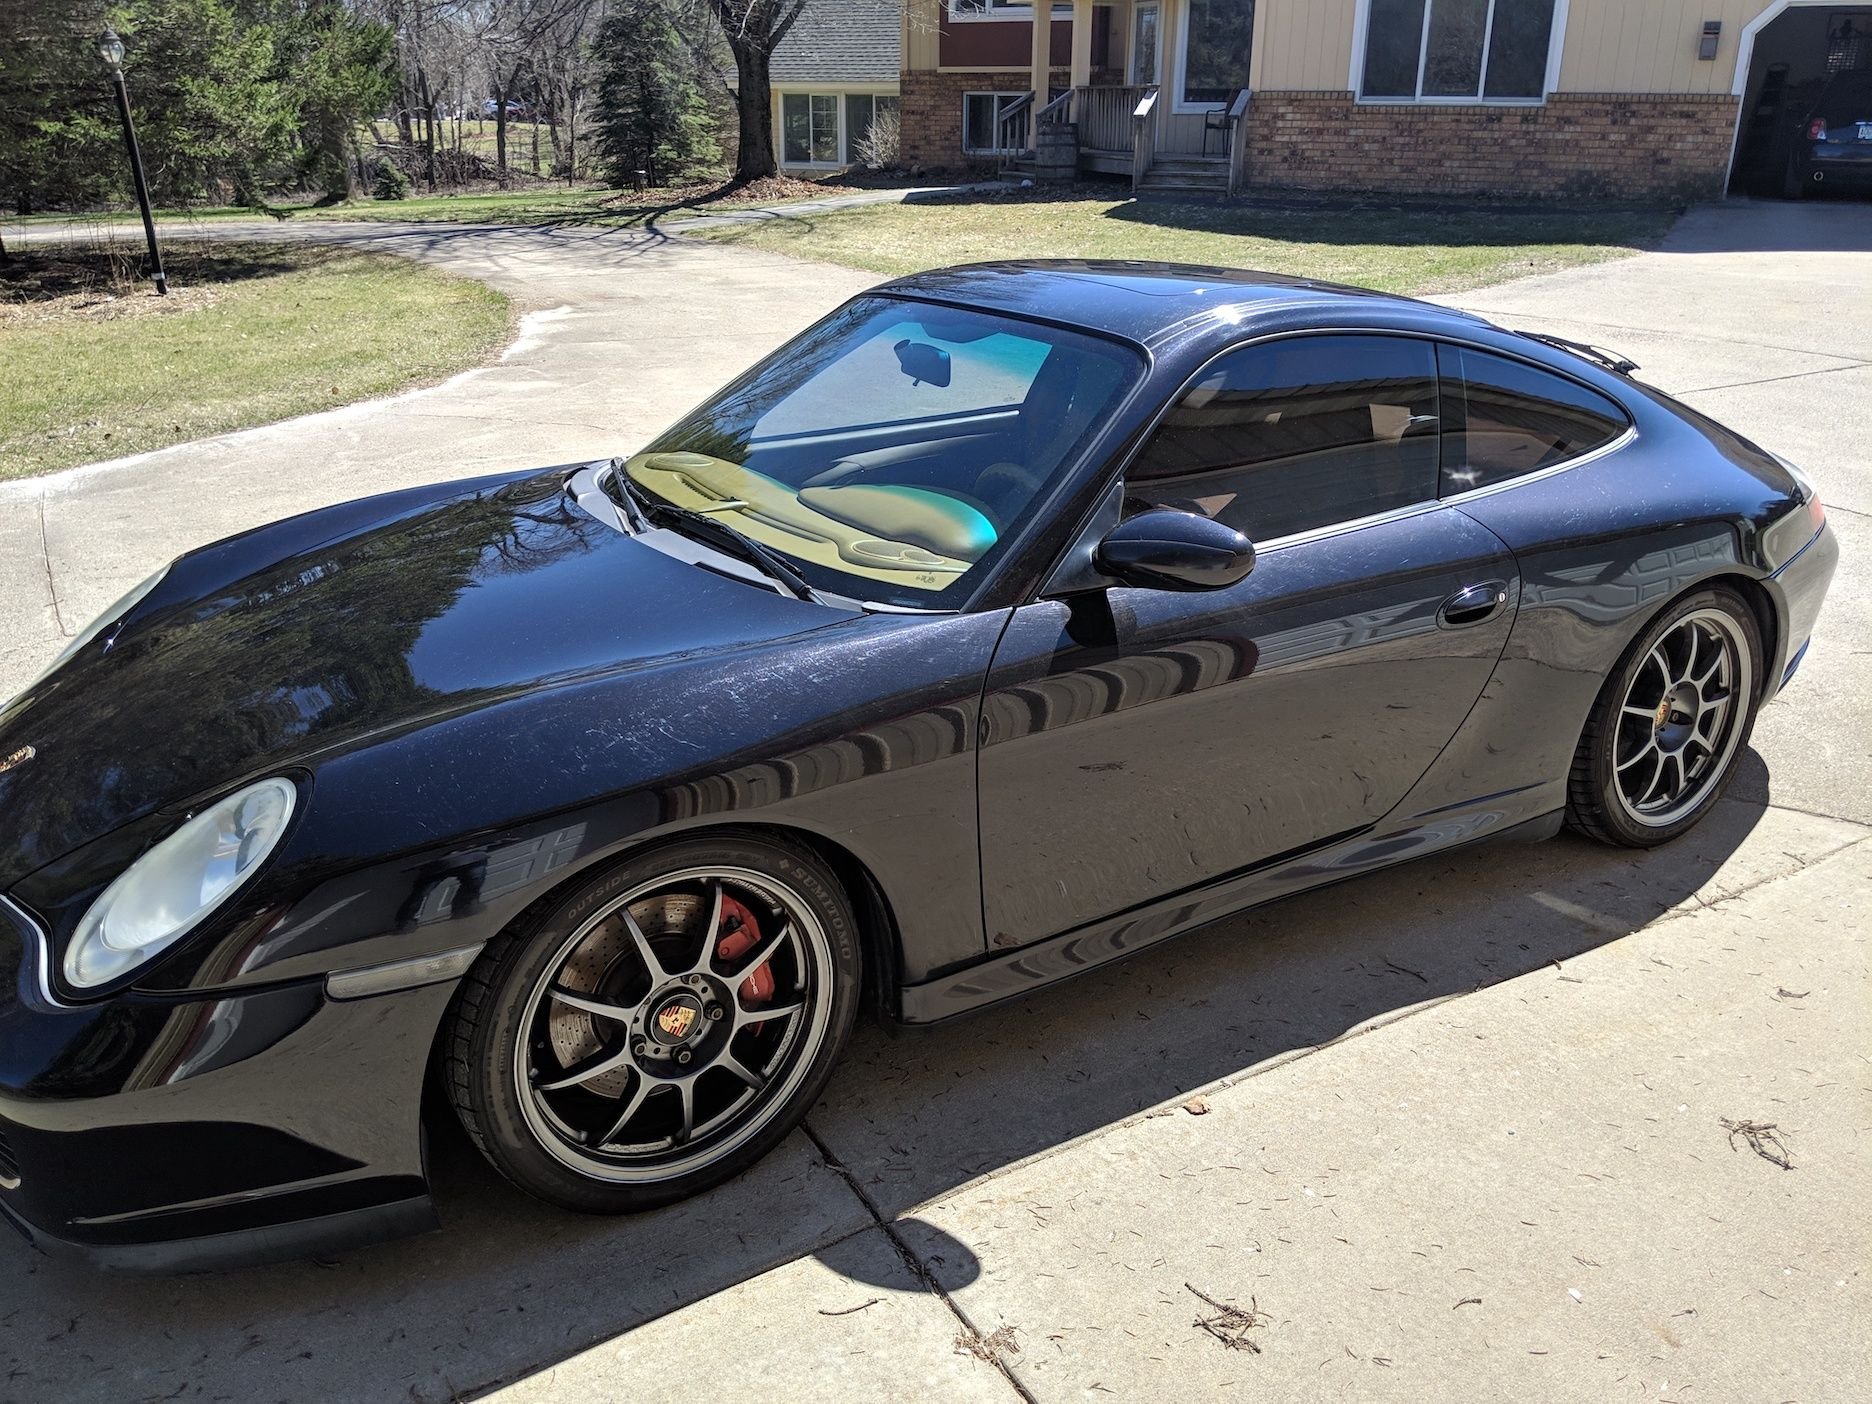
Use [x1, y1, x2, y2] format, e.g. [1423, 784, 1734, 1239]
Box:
[688, 190, 1679, 295]
[1, 244, 512, 480]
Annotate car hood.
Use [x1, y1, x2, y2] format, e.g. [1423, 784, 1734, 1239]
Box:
[0, 467, 843, 889]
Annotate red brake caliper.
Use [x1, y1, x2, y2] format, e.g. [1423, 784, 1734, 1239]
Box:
[713, 896, 775, 1008]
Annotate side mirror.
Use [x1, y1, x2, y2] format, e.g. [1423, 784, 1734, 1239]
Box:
[1094, 508, 1256, 591]
[894, 339, 951, 387]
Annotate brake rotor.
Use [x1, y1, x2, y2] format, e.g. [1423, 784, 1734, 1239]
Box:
[547, 893, 699, 1098]
[545, 889, 779, 1100]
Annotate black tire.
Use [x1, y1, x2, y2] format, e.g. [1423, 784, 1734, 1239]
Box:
[1783, 153, 1808, 200]
[1566, 586, 1763, 849]
[444, 832, 860, 1214]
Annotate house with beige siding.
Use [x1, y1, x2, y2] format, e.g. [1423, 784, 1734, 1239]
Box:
[772, 0, 901, 171]
[898, 0, 1871, 198]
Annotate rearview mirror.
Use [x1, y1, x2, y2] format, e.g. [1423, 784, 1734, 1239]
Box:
[1094, 509, 1256, 591]
[894, 339, 951, 388]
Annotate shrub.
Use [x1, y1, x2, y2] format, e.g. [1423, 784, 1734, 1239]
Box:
[853, 105, 900, 171]
[372, 159, 412, 200]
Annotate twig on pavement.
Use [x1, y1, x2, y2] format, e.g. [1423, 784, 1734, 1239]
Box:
[1720, 1117, 1793, 1169]
[1186, 1283, 1269, 1353]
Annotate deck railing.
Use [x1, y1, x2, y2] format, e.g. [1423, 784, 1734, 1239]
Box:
[1130, 87, 1160, 190]
[992, 91, 1034, 171]
[1224, 88, 1253, 196]
[1074, 84, 1156, 156]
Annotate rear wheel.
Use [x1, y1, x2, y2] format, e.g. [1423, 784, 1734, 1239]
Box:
[1783, 152, 1809, 200]
[1566, 587, 1762, 848]
[444, 834, 860, 1213]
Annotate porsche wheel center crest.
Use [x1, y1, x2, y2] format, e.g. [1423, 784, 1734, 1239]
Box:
[652, 994, 702, 1044]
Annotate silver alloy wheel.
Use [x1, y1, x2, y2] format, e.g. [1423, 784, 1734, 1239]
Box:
[1611, 607, 1753, 829]
[514, 865, 834, 1183]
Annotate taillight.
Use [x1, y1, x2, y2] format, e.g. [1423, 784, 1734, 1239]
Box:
[1807, 491, 1826, 534]
[1808, 118, 1828, 140]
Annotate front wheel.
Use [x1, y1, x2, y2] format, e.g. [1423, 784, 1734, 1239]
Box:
[1566, 587, 1762, 848]
[444, 834, 860, 1213]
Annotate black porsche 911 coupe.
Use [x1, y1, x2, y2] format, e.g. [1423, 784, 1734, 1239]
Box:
[0, 263, 1836, 1270]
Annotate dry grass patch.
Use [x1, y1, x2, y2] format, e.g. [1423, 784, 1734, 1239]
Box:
[691, 188, 1679, 295]
[0, 242, 511, 480]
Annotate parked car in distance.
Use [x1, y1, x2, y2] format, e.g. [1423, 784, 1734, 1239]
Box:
[0, 263, 1838, 1272]
[1787, 72, 1872, 195]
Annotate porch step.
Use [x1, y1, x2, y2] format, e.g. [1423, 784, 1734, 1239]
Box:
[1139, 171, 1229, 192]
[1138, 152, 1229, 192]
[1149, 153, 1228, 170]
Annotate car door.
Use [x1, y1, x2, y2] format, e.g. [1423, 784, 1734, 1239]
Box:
[976, 333, 1521, 950]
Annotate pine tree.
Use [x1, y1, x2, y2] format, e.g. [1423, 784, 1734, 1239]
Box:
[593, 0, 719, 190]
[0, 0, 392, 214]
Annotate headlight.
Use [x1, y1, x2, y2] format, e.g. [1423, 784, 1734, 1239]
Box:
[15, 564, 171, 702]
[64, 777, 297, 990]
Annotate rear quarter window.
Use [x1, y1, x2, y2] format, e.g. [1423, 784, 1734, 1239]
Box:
[1437, 345, 1630, 495]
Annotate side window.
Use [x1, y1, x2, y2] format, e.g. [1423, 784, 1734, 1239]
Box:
[1437, 345, 1630, 494]
[1125, 335, 1440, 542]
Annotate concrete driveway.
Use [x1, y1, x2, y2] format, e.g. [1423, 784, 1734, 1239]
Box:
[0, 203, 1866, 1404]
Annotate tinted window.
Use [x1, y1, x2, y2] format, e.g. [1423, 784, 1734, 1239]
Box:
[1437, 345, 1629, 494]
[1126, 335, 1440, 542]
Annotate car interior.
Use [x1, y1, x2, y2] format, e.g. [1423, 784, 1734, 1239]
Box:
[628, 311, 1138, 596]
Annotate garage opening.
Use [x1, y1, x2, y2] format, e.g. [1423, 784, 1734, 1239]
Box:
[1731, 5, 1872, 197]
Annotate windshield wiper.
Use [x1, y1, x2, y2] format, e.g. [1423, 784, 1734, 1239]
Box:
[603, 460, 653, 532]
[1515, 330, 1640, 375]
[611, 470, 819, 602]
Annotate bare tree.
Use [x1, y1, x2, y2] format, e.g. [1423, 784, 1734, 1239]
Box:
[701, 0, 806, 183]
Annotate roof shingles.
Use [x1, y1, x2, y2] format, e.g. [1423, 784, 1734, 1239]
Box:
[771, 0, 902, 85]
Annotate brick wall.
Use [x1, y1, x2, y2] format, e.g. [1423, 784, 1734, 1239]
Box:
[900, 68, 1071, 172]
[1245, 91, 1740, 202]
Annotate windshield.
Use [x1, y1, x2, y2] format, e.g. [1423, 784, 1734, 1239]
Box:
[624, 295, 1143, 607]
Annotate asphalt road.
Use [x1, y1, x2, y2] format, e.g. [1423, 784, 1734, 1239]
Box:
[0, 199, 1865, 1404]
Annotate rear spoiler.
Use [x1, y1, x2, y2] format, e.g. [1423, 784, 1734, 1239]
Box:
[1515, 329, 1640, 376]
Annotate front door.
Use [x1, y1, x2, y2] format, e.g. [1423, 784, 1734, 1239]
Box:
[1131, 3, 1161, 85]
[976, 333, 1519, 949]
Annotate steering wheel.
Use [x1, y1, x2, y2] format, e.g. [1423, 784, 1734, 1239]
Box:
[977, 460, 1044, 506]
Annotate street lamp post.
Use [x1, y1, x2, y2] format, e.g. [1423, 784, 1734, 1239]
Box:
[97, 26, 167, 296]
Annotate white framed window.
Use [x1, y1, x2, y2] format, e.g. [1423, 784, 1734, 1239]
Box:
[1355, 0, 1564, 103]
[1175, 0, 1255, 108]
[782, 93, 840, 163]
[963, 91, 1029, 154]
[845, 93, 898, 160]
[948, 0, 1071, 18]
[780, 92, 899, 165]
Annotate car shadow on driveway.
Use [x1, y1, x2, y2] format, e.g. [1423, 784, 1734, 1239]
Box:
[4, 778, 1846, 1403]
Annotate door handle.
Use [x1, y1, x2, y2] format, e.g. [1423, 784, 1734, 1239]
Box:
[1439, 581, 1509, 629]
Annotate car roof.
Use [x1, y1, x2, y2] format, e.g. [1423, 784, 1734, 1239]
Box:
[873, 259, 1493, 350]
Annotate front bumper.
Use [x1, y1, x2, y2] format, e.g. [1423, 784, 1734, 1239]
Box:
[0, 896, 449, 1272]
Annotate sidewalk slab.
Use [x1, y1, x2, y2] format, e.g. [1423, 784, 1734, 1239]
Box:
[812, 801, 1865, 1219]
[899, 837, 1872, 1403]
[480, 1227, 1013, 1403]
